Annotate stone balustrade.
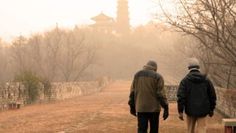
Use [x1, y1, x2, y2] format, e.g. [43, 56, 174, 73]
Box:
[50, 81, 101, 100]
[0, 82, 26, 110]
[0, 77, 111, 111]
[215, 88, 236, 118]
[165, 85, 178, 101]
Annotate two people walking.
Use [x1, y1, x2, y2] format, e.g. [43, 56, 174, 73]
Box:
[128, 58, 217, 133]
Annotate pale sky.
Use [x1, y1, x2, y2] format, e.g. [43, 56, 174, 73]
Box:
[0, 0, 174, 41]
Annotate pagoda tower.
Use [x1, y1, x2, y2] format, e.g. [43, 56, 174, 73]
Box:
[91, 12, 115, 33]
[116, 0, 130, 34]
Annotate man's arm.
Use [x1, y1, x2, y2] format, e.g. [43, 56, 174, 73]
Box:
[156, 76, 169, 120]
[207, 79, 217, 116]
[128, 78, 136, 116]
[177, 80, 186, 120]
[156, 76, 168, 109]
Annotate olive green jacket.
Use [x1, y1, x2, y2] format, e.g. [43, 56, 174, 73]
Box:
[129, 68, 168, 112]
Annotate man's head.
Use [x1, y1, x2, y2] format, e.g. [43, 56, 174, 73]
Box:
[144, 60, 157, 71]
[188, 58, 200, 71]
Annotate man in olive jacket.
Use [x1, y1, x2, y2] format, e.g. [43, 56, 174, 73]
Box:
[177, 58, 217, 133]
[128, 60, 169, 133]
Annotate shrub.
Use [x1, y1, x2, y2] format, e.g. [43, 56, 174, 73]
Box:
[14, 71, 41, 104]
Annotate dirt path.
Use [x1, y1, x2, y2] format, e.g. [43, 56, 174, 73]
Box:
[0, 81, 224, 133]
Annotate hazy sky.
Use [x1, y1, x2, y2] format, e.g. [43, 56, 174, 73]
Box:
[0, 0, 174, 41]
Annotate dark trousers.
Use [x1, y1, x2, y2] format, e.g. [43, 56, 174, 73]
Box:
[137, 112, 160, 133]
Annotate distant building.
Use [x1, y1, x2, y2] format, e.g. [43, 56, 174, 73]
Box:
[116, 0, 130, 34]
[91, 0, 130, 35]
[91, 12, 115, 33]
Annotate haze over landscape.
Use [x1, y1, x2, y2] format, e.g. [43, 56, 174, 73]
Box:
[0, 0, 187, 84]
[0, 0, 235, 132]
[0, 0, 169, 41]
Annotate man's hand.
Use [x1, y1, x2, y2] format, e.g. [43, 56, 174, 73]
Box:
[130, 108, 136, 117]
[209, 111, 214, 117]
[179, 113, 184, 121]
[163, 108, 169, 120]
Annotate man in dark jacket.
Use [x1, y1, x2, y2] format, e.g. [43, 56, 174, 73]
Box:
[177, 58, 217, 133]
[128, 60, 169, 133]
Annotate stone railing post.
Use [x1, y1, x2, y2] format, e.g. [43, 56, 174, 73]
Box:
[222, 119, 236, 133]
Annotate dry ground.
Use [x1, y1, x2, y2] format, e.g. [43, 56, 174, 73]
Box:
[0, 81, 224, 133]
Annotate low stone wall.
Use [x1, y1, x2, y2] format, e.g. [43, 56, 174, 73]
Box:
[0, 82, 26, 110]
[215, 88, 236, 118]
[165, 85, 178, 101]
[50, 82, 101, 100]
[0, 77, 111, 111]
[164, 85, 236, 118]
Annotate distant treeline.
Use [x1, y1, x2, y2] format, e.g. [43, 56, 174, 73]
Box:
[0, 21, 235, 88]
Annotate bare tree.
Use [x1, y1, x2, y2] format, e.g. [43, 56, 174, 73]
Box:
[27, 34, 44, 76]
[41, 27, 62, 81]
[10, 36, 29, 74]
[57, 28, 97, 81]
[0, 40, 9, 82]
[158, 0, 236, 88]
[19, 26, 97, 82]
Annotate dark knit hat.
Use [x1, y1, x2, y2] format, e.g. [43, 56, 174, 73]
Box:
[144, 60, 157, 71]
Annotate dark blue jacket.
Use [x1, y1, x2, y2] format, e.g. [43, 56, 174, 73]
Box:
[177, 70, 217, 117]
